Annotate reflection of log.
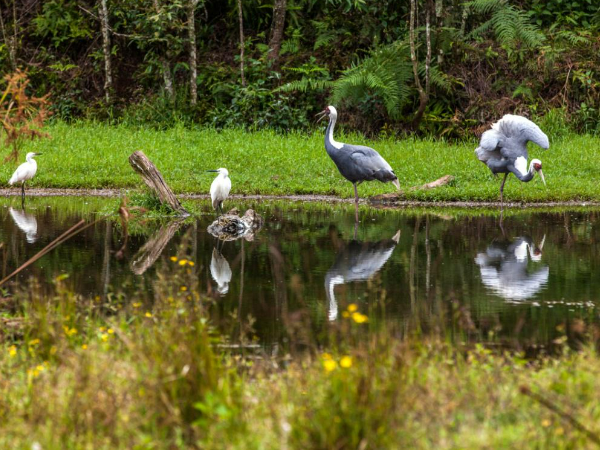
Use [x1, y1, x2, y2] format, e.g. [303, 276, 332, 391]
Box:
[371, 175, 454, 202]
[129, 151, 190, 217]
[130, 219, 185, 275]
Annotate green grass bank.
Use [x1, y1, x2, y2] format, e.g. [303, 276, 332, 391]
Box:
[4, 122, 600, 202]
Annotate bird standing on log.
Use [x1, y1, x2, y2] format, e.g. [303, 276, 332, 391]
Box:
[9, 152, 41, 203]
[208, 168, 231, 215]
[475, 114, 548, 205]
[316, 106, 400, 222]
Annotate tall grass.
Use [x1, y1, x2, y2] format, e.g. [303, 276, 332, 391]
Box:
[2, 256, 600, 448]
[3, 121, 600, 202]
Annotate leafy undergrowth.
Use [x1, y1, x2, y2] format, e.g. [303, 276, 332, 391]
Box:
[2, 122, 600, 203]
[1, 255, 600, 448]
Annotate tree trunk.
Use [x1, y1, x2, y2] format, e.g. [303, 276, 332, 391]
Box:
[128, 151, 190, 216]
[99, 0, 113, 103]
[152, 0, 175, 100]
[0, 5, 15, 69]
[409, 0, 430, 130]
[267, 0, 287, 65]
[237, 0, 246, 87]
[187, 0, 198, 106]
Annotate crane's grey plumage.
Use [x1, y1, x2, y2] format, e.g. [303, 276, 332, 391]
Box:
[210, 247, 232, 295]
[317, 106, 400, 219]
[475, 235, 548, 302]
[475, 114, 548, 203]
[9, 152, 41, 201]
[9, 207, 38, 243]
[207, 168, 231, 215]
[325, 230, 400, 321]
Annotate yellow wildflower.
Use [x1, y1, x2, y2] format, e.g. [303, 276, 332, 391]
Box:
[28, 339, 40, 346]
[187, 261, 195, 267]
[145, 312, 153, 318]
[351, 312, 368, 324]
[340, 356, 352, 368]
[323, 359, 337, 372]
[322, 353, 333, 360]
[347, 303, 358, 312]
[107, 328, 114, 334]
[178, 259, 188, 266]
[99, 326, 106, 332]
[132, 302, 142, 308]
[180, 286, 188, 292]
[542, 419, 551, 428]
[8, 345, 16, 357]
[81, 344, 88, 350]
[170, 256, 178, 262]
[100, 333, 108, 342]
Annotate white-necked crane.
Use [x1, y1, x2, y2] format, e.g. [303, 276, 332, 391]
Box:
[475, 114, 548, 204]
[317, 106, 400, 221]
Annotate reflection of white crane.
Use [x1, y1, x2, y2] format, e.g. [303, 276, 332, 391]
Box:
[9, 207, 38, 243]
[475, 236, 548, 301]
[325, 230, 400, 321]
[210, 247, 232, 295]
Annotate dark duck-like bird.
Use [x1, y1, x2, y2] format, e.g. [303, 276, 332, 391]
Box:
[317, 106, 400, 220]
[475, 114, 548, 203]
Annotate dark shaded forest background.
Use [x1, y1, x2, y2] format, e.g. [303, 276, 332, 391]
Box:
[1, 0, 599, 136]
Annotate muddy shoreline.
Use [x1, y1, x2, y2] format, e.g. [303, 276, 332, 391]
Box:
[1, 188, 599, 208]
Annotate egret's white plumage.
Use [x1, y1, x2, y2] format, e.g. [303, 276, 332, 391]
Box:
[209, 168, 231, 214]
[9, 152, 41, 200]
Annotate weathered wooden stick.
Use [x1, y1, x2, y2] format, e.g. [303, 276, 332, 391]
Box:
[371, 175, 454, 203]
[129, 151, 190, 216]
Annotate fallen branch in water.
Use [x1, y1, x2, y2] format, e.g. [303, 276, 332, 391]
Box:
[0, 218, 105, 288]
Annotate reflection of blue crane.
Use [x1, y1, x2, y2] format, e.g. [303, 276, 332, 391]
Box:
[475, 115, 548, 203]
[317, 106, 399, 220]
[475, 236, 548, 302]
[325, 230, 400, 321]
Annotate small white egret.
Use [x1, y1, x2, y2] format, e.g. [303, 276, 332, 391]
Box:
[207, 168, 231, 215]
[9, 152, 42, 201]
[210, 247, 232, 295]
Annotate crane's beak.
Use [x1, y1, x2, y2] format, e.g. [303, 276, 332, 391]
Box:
[206, 170, 219, 173]
[315, 109, 328, 123]
[34, 153, 43, 156]
[538, 169, 546, 186]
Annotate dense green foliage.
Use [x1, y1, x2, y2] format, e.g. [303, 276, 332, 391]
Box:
[4, 122, 600, 202]
[1, 0, 599, 135]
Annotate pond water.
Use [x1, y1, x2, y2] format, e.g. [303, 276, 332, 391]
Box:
[1, 197, 599, 353]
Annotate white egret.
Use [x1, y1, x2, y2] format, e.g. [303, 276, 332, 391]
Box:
[210, 247, 232, 295]
[207, 168, 231, 215]
[9, 152, 42, 201]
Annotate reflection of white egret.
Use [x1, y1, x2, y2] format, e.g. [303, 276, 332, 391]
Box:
[325, 230, 400, 321]
[475, 235, 548, 301]
[9, 152, 41, 201]
[9, 207, 38, 243]
[210, 247, 232, 295]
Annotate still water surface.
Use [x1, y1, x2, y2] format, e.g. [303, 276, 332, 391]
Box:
[2, 197, 599, 351]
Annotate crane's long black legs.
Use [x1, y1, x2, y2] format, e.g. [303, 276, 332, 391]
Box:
[499, 173, 509, 207]
[353, 183, 359, 225]
[21, 183, 25, 207]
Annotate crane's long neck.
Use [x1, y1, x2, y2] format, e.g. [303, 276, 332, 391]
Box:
[510, 158, 535, 182]
[325, 115, 343, 152]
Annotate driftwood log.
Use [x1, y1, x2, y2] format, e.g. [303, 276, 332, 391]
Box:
[130, 219, 185, 275]
[129, 151, 190, 217]
[371, 175, 455, 203]
[207, 208, 263, 242]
